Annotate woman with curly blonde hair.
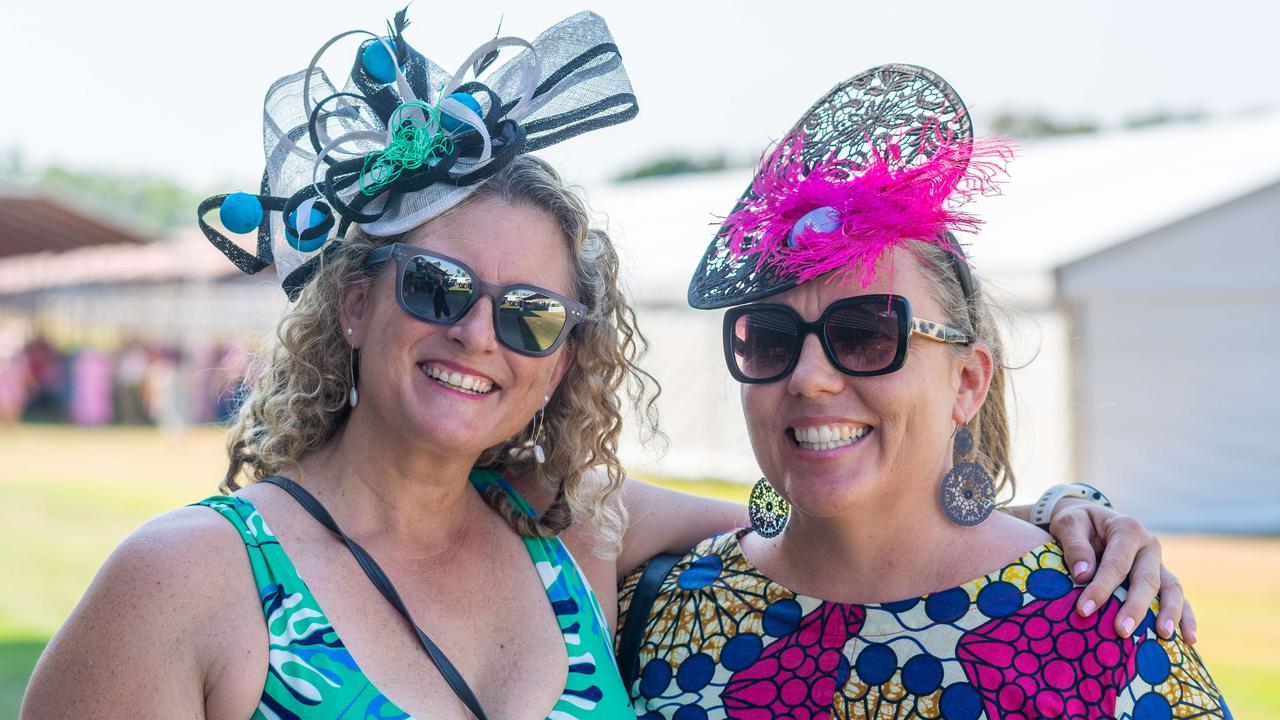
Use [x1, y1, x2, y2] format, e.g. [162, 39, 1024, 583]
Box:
[25, 16, 1189, 720]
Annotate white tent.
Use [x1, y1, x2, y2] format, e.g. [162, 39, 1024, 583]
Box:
[1056, 180, 1280, 533]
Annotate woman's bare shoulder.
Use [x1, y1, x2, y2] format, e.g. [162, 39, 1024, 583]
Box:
[21, 504, 261, 717]
[64, 503, 261, 644]
[114, 504, 255, 583]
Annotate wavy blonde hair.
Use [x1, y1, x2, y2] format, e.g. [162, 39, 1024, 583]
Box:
[224, 156, 660, 546]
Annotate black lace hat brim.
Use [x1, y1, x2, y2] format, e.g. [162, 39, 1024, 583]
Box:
[686, 64, 972, 310]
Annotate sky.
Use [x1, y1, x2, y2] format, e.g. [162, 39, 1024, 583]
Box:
[2, 0, 1277, 192]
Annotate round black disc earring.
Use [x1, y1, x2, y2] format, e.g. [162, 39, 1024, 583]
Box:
[749, 477, 791, 538]
[939, 425, 996, 526]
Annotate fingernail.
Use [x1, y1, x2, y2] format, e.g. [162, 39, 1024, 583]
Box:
[1161, 618, 1175, 637]
[1121, 617, 1136, 636]
[1188, 628, 1198, 644]
[1073, 561, 1089, 578]
[1080, 599, 1096, 617]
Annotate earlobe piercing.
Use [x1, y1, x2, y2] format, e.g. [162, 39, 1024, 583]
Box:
[532, 395, 549, 464]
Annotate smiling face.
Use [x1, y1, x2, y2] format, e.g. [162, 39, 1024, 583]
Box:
[342, 194, 576, 459]
[740, 251, 992, 519]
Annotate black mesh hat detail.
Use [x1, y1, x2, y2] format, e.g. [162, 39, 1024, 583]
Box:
[687, 64, 972, 310]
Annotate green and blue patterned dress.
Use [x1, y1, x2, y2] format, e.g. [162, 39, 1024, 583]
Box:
[196, 468, 632, 719]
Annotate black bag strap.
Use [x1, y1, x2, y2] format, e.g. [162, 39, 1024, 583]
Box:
[616, 552, 682, 690]
[260, 475, 489, 720]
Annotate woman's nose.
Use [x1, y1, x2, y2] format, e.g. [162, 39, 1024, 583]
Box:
[786, 333, 844, 397]
[445, 295, 500, 353]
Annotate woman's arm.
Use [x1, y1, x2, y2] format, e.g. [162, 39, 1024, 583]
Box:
[618, 480, 1194, 642]
[21, 508, 244, 719]
[616, 479, 745, 577]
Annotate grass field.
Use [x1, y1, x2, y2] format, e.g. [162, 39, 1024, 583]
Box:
[2, 425, 1277, 717]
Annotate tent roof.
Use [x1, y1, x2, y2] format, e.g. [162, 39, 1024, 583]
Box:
[0, 228, 238, 295]
[0, 190, 148, 258]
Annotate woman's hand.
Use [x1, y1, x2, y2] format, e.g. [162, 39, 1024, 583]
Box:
[1048, 500, 1195, 644]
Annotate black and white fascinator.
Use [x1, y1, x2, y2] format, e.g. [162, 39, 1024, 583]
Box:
[199, 9, 637, 298]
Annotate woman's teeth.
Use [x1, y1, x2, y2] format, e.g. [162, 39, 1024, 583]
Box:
[421, 364, 494, 395]
[790, 424, 870, 451]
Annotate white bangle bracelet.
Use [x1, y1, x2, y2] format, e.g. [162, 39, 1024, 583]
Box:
[1029, 483, 1112, 528]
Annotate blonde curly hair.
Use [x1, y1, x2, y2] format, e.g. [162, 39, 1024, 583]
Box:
[224, 156, 660, 545]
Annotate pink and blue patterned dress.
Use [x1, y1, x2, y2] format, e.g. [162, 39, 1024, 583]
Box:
[618, 530, 1229, 720]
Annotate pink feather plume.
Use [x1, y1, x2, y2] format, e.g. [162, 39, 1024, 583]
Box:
[724, 127, 1017, 287]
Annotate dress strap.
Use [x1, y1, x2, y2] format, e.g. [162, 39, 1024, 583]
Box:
[469, 467, 538, 515]
[193, 495, 301, 595]
[617, 552, 683, 690]
[259, 475, 490, 720]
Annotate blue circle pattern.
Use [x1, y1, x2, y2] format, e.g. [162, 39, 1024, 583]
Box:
[925, 586, 970, 623]
[1134, 692, 1173, 720]
[902, 653, 944, 695]
[855, 643, 897, 685]
[1026, 568, 1073, 599]
[762, 598, 802, 636]
[721, 633, 762, 671]
[639, 659, 671, 699]
[1136, 640, 1172, 684]
[677, 555, 722, 590]
[835, 653, 851, 686]
[939, 682, 983, 720]
[976, 580, 1023, 618]
[676, 653, 715, 692]
[881, 597, 920, 613]
[673, 704, 709, 720]
[630, 536, 1231, 719]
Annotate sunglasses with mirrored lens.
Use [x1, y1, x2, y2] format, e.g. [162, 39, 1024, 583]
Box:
[723, 294, 971, 383]
[365, 243, 586, 357]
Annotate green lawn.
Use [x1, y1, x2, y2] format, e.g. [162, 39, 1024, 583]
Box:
[2, 425, 1276, 717]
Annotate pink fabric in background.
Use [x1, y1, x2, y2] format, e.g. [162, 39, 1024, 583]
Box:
[70, 350, 113, 425]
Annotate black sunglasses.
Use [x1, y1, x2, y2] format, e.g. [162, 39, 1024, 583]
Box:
[723, 294, 971, 383]
[365, 243, 586, 357]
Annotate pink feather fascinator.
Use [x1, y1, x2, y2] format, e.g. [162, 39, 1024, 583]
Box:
[689, 64, 1014, 309]
[723, 127, 1014, 288]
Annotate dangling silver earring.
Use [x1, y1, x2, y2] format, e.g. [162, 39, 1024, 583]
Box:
[939, 424, 995, 526]
[531, 395, 548, 464]
[347, 342, 359, 409]
[748, 476, 790, 538]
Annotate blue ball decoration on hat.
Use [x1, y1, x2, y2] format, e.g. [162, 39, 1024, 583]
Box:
[285, 206, 329, 253]
[362, 38, 400, 84]
[219, 193, 264, 235]
[440, 92, 485, 134]
[786, 205, 842, 248]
